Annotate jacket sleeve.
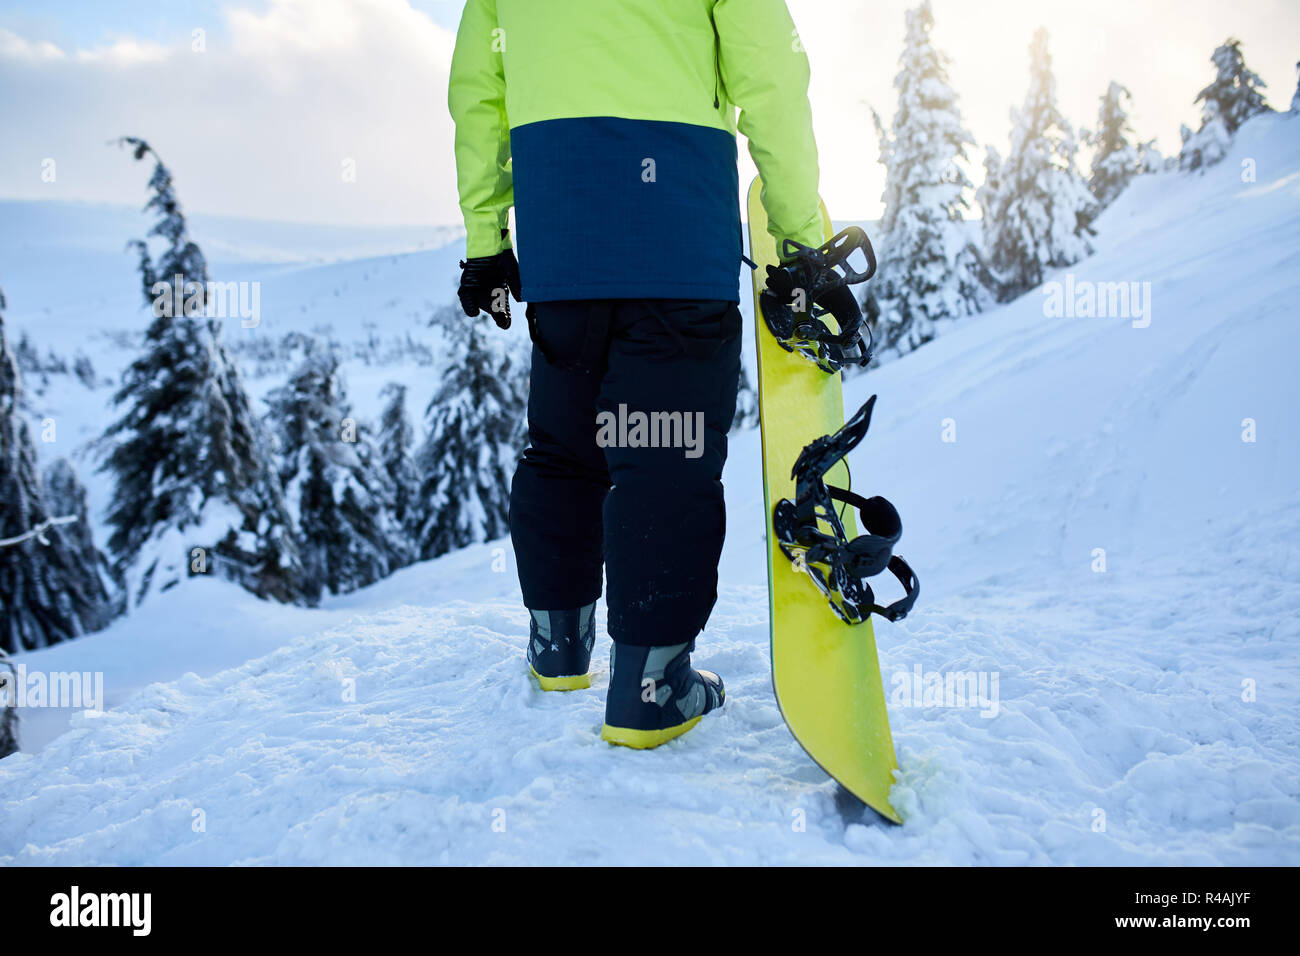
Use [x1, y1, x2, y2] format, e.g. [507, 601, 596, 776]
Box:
[447, 0, 513, 258]
[714, 0, 824, 254]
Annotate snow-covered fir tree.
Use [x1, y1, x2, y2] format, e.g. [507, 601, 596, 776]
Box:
[1291, 61, 1300, 114]
[976, 145, 1004, 261]
[1179, 102, 1232, 172]
[868, 0, 985, 355]
[871, 106, 900, 242]
[100, 139, 305, 607]
[73, 353, 99, 389]
[1, 291, 118, 653]
[1181, 39, 1269, 171]
[731, 363, 759, 431]
[1137, 140, 1165, 175]
[115, 138, 210, 311]
[267, 344, 407, 601]
[983, 28, 1096, 301]
[1197, 38, 1269, 135]
[1088, 82, 1142, 207]
[378, 382, 424, 542]
[0, 646, 16, 758]
[416, 317, 528, 559]
[43, 458, 122, 617]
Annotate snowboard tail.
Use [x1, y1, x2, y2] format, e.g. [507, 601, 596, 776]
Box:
[747, 176, 902, 824]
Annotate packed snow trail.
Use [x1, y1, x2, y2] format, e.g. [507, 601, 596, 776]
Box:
[2, 113, 1299, 864]
[1, 532, 1295, 865]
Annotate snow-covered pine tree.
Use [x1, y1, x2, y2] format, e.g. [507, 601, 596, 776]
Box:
[503, 330, 531, 458]
[115, 138, 209, 309]
[14, 333, 42, 378]
[1198, 38, 1269, 135]
[1136, 139, 1165, 175]
[73, 353, 98, 389]
[1181, 39, 1269, 171]
[983, 28, 1096, 301]
[100, 138, 305, 607]
[870, 107, 899, 242]
[416, 317, 527, 559]
[1088, 82, 1142, 207]
[377, 382, 424, 549]
[0, 646, 16, 758]
[1, 291, 118, 653]
[267, 344, 405, 601]
[1291, 61, 1300, 114]
[1179, 101, 1232, 172]
[976, 145, 1004, 256]
[869, 0, 985, 355]
[859, 108, 894, 358]
[43, 458, 123, 618]
[731, 363, 759, 431]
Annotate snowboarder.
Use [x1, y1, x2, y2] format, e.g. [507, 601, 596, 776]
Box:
[448, 0, 855, 748]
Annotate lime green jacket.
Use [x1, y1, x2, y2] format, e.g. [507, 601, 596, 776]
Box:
[448, 0, 822, 302]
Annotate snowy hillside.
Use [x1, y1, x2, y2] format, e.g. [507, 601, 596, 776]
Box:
[2, 112, 1299, 865]
[0, 197, 492, 579]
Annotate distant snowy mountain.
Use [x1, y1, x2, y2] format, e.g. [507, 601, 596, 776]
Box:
[1, 112, 1298, 864]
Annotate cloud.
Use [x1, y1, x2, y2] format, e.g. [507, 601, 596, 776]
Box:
[0, 0, 459, 226]
[0, 28, 67, 61]
[3, 0, 1297, 226]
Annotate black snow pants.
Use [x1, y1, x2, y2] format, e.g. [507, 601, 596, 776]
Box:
[509, 298, 743, 648]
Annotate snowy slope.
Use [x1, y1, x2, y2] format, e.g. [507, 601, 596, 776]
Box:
[0, 199, 462, 342]
[2, 113, 1299, 865]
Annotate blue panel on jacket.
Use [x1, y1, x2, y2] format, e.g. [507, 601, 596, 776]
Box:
[510, 116, 741, 303]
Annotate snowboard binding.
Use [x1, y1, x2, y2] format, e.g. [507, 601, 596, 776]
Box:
[772, 395, 919, 625]
[758, 226, 878, 374]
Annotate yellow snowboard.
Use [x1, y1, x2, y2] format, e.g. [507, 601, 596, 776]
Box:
[747, 175, 901, 824]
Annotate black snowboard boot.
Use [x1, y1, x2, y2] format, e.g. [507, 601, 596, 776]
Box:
[527, 605, 596, 691]
[601, 640, 725, 748]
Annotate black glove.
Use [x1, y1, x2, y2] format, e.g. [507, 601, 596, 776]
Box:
[458, 248, 522, 329]
[765, 264, 862, 332]
[763, 262, 799, 303]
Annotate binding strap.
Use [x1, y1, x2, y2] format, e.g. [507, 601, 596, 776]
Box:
[825, 486, 919, 622]
[774, 394, 920, 625]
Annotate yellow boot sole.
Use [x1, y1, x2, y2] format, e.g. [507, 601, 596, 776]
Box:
[600, 716, 703, 749]
[529, 665, 592, 692]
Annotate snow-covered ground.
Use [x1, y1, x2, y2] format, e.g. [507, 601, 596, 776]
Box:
[2, 112, 1298, 865]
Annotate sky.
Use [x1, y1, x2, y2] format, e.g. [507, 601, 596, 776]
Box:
[0, 0, 1296, 227]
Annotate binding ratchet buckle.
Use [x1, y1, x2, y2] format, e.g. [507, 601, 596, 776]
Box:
[772, 395, 919, 625]
[760, 226, 878, 374]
